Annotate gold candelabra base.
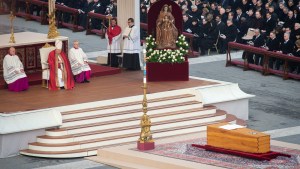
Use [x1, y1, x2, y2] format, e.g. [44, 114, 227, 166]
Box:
[137, 84, 155, 150]
[9, 34, 15, 43]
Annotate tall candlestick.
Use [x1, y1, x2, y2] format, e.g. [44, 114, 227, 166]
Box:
[47, 0, 59, 39]
[48, 0, 51, 14]
[137, 42, 155, 151]
[9, 11, 15, 43]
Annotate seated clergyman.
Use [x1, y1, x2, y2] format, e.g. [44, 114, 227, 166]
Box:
[48, 40, 75, 90]
[68, 40, 91, 83]
[3, 47, 29, 92]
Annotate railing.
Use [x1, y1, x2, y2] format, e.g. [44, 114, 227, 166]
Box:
[30, 0, 48, 24]
[15, 0, 83, 31]
[55, 4, 84, 32]
[86, 12, 107, 38]
[15, 0, 28, 19]
[15, 0, 47, 24]
[182, 32, 200, 57]
[226, 42, 300, 80]
[0, 0, 10, 14]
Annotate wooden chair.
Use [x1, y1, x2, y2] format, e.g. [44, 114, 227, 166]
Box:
[39, 43, 55, 88]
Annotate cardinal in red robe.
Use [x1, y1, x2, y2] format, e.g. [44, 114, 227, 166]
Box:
[48, 40, 74, 90]
[105, 17, 122, 67]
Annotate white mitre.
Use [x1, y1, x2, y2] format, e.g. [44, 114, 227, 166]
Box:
[55, 40, 62, 49]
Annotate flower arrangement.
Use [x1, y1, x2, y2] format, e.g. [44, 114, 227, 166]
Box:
[145, 34, 189, 63]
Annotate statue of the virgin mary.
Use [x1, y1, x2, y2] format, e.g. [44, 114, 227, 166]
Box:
[156, 4, 178, 49]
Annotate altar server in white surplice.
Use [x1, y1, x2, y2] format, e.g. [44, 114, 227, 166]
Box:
[105, 17, 122, 67]
[69, 40, 91, 83]
[122, 18, 141, 70]
[3, 47, 29, 92]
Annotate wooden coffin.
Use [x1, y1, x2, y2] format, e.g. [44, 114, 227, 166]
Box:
[207, 123, 270, 153]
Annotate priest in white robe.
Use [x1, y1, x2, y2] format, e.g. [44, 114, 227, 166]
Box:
[3, 47, 29, 92]
[105, 17, 122, 67]
[122, 18, 141, 70]
[69, 40, 91, 83]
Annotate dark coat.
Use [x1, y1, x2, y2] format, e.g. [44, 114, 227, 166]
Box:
[265, 18, 277, 35]
[266, 37, 280, 51]
[281, 40, 294, 54]
[225, 24, 238, 42]
[252, 34, 265, 47]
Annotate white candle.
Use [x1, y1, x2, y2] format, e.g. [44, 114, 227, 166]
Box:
[53, 0, 56, 13]
[51, 0, 54, 13]
[48, 0, 51, 14]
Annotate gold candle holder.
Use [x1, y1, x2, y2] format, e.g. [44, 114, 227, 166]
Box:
[9, 11, 15, 43]
[47, 10, 59, 39]
[137, 46, 155, 150]
[47, 0, 59, 39]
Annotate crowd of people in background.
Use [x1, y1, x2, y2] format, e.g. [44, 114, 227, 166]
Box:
[9, 0, 300, 74]
[141, 0, 300, 73]
[24, 0, 117, 29]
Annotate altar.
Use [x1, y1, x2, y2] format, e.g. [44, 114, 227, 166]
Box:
[0, 32, 68, 74]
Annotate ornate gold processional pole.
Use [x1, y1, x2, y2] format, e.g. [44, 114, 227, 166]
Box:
[9, 11, 15, 43]
[137, 44, 155, 151]
[47, 0, 59, 39]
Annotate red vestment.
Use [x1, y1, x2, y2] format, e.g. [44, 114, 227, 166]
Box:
[48, 50, 75, 90]
[107, 25, 122, 45]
